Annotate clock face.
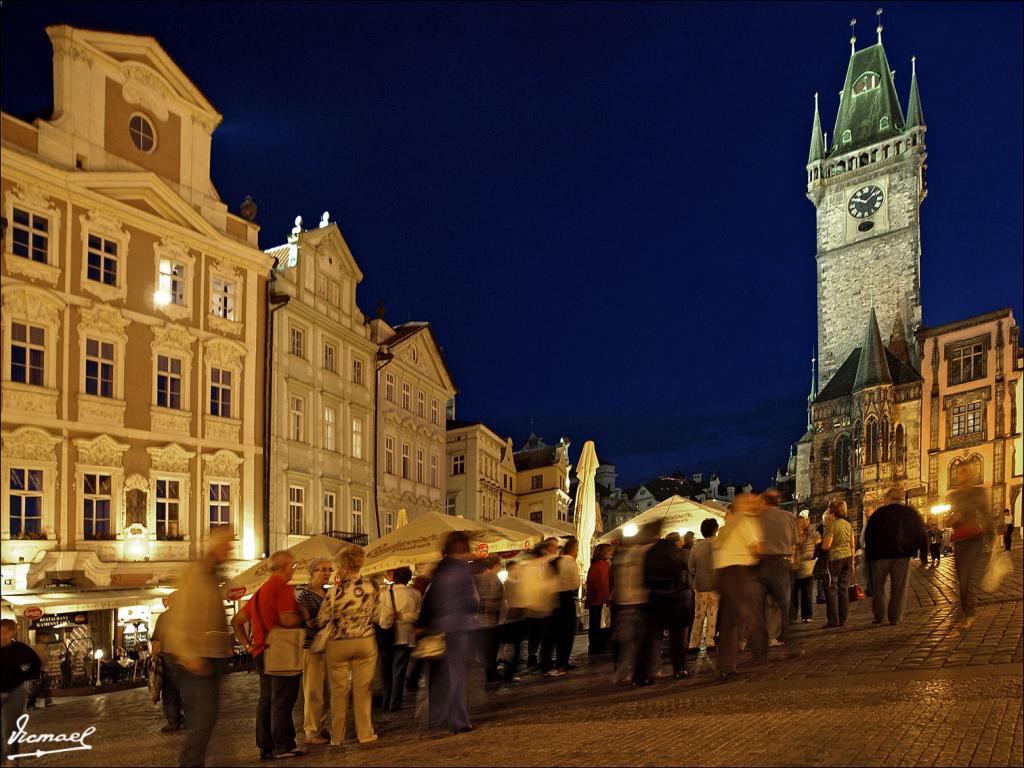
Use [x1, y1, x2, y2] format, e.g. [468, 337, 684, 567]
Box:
[848, 185, 884, 219]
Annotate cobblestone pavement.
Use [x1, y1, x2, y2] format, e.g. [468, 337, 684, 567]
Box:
[15, 552, 1024, 767]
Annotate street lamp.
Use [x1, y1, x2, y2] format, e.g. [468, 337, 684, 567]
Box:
[623, 523, 639, 538]
[93, 649, 104, 687]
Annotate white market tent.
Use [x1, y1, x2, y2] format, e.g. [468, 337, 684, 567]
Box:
[221, 534, 356, 600]
[493, 514, 571, 542]
[361, 512, 538, 575]
[598, 495, 727, 544]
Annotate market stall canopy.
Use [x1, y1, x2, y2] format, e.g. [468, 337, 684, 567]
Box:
[362, 512, 537, 575]
[2, 588, 170, 618]
[492, 515, 570, 542]
[598, 495, 727, 544]
[221, 534, 356, 600]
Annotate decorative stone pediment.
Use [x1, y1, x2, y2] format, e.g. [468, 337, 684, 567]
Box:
[2, 286, 66, 328]
[152, 323, 196, 357]
[203, 449, 242, 478]
[205, 338, 246, 370]
[78, 304, 131, 342]
[8, 183, 62, 221]
[153, 236, 192, 265]
[148, 443, 195, 474]
[124, 473, 149, 493]
[1, 427, 61, 462]
[74, 434, 130, 467]
[122, 63, 171, 121]
[80, 209, 129, 245]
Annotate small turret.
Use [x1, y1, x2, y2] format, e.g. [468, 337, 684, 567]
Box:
[854, 308, 893, 391]
[808, 92, 825, 164]
[906, 55, 924, 128]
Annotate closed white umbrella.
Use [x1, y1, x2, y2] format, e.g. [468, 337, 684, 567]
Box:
[361, 512, 537, 575]
[574, 440, 600, 592]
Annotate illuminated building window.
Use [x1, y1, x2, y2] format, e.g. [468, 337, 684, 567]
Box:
[128, 114, 156, 152]
[11, 208, 49, 263]
[9, 468, 43, 536]
[10, 322, 45, 386]
[83, 472, 112, 539]
[288, 486, 305, 535]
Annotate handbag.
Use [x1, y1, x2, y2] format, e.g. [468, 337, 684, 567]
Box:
[410, 633, 446, 660]
[600, 603, 612, 630]
[252, 588, 304, 676]
[848, 582, 865, 602]
[309, 587, 337, 655]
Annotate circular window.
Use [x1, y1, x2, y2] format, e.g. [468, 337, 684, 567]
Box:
[129, 114, 156, 152]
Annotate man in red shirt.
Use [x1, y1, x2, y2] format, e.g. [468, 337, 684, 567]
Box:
[232, 551, 303, 760]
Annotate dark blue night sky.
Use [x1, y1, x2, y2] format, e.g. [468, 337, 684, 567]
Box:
[3, 2, 1021, 488]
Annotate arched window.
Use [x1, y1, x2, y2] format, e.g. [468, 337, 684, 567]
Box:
[842, 130, 852, 144]
[880, 417, 890, 462]
[865, 418, 879, 465]
[948, 454, 984, 488]
[835, 435, 851, 485]
[860, 152, 869, 167]
[820, 440, 831, 484]
[837, 160, 847, 172]
[879, 116, 890, 130]
[853, 72, 881, 95]
[883, 145, 890, 159]
[894, 424, 906, 470]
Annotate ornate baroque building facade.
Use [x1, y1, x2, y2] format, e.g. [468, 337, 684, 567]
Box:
[1, 26, 271, 593]
[445, 420, 517, 522]
[264, 216, 378, 554]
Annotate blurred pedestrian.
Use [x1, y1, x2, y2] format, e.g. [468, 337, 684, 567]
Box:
[947, 465, 997, 631]
[517, 538, 558, 669]
[926, 521, 942, 566]
[28, 638, 52, 710]
[60, 646, 73, 689]
[864, 487, 925, 626]
[585, 544, 613, 655]
[610, 523, 657, 684]
[542, 538, 580, 677]
[378, 567, 420, 710]
[317, 546, 381, 745]
[688, 518, 720, 654]
[497, 562, 527, 682]
[297, 558, 333, 744]
[1003, 509, 1014, 552]
[635, 530, 690, 686]
[713, 493, 763, 679]
[1, 618, 41, 759]
[404, 563, 435, 695]
[417, 531, 479, 734]
[750, 490, 798, 661]
[813, 521, 830, 604]
[473, 555, 504, 683]
[789, 517, 817, 624]
[162, 526, 235, 767]
[822, 500, 855, 629]
[150, 596, 185, 733]
[231, 551, 304, 759]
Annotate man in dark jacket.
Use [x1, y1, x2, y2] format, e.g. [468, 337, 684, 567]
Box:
[417, 531, 479, 734]
[633, 531, 689, 686]
[2, 619, 42, 758]
[864, 487, 927, 625]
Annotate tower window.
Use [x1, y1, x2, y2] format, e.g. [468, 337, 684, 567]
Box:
[879, 116, 890, 130]
[853, 72, 881, 95]
[841, 130, 852, 144]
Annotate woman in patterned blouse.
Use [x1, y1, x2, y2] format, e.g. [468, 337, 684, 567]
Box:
[316, 546, 380, 746]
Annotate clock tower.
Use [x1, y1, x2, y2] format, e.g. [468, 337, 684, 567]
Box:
[806, 24, 927, 389]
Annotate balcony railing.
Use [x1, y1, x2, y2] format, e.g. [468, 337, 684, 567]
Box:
[323, 530, 369, 547]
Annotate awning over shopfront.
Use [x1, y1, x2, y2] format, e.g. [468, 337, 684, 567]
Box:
[2, 588, 171, 618]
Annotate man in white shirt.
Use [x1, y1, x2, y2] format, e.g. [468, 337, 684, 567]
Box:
[378, 567, 421, 711]
[542, 538, 581, 677]
[713, 494, 763, 678]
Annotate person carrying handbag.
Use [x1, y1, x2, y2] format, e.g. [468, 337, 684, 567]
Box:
[297, 558, 333, 745]
[231, 551, 304, 760]
[821, 501, 855, 628]
[316, 546, 381, 746]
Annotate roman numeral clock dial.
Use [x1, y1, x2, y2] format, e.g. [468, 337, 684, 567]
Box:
[848, 184, 884, 232]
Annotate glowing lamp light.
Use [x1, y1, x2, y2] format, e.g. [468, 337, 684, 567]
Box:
[497, 569, 509, 584]
[93, 649, 104, 660]
[242, 529, 257, 561]
[127, 540, 146, 559]
[623, 523, 639, 538]
[930, 504, 951, 516]
[153, 288, 172, 306]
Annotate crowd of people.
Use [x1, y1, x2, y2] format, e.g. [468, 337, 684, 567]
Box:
[0, 465, 1012, 766]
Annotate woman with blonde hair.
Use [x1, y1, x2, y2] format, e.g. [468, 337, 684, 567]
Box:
[317, 546, 380, 746]
[821, 500, 855, 628]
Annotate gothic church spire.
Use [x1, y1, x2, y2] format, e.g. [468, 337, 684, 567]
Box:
[854, 308, 892, 391]
[906, 56, 924, 128]
[808, 92, 825, 164]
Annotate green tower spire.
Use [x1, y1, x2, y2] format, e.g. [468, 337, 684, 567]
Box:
[906, 56, 924, 128]
[808, 92, 825, 164]
[829, 39, 905, 156]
